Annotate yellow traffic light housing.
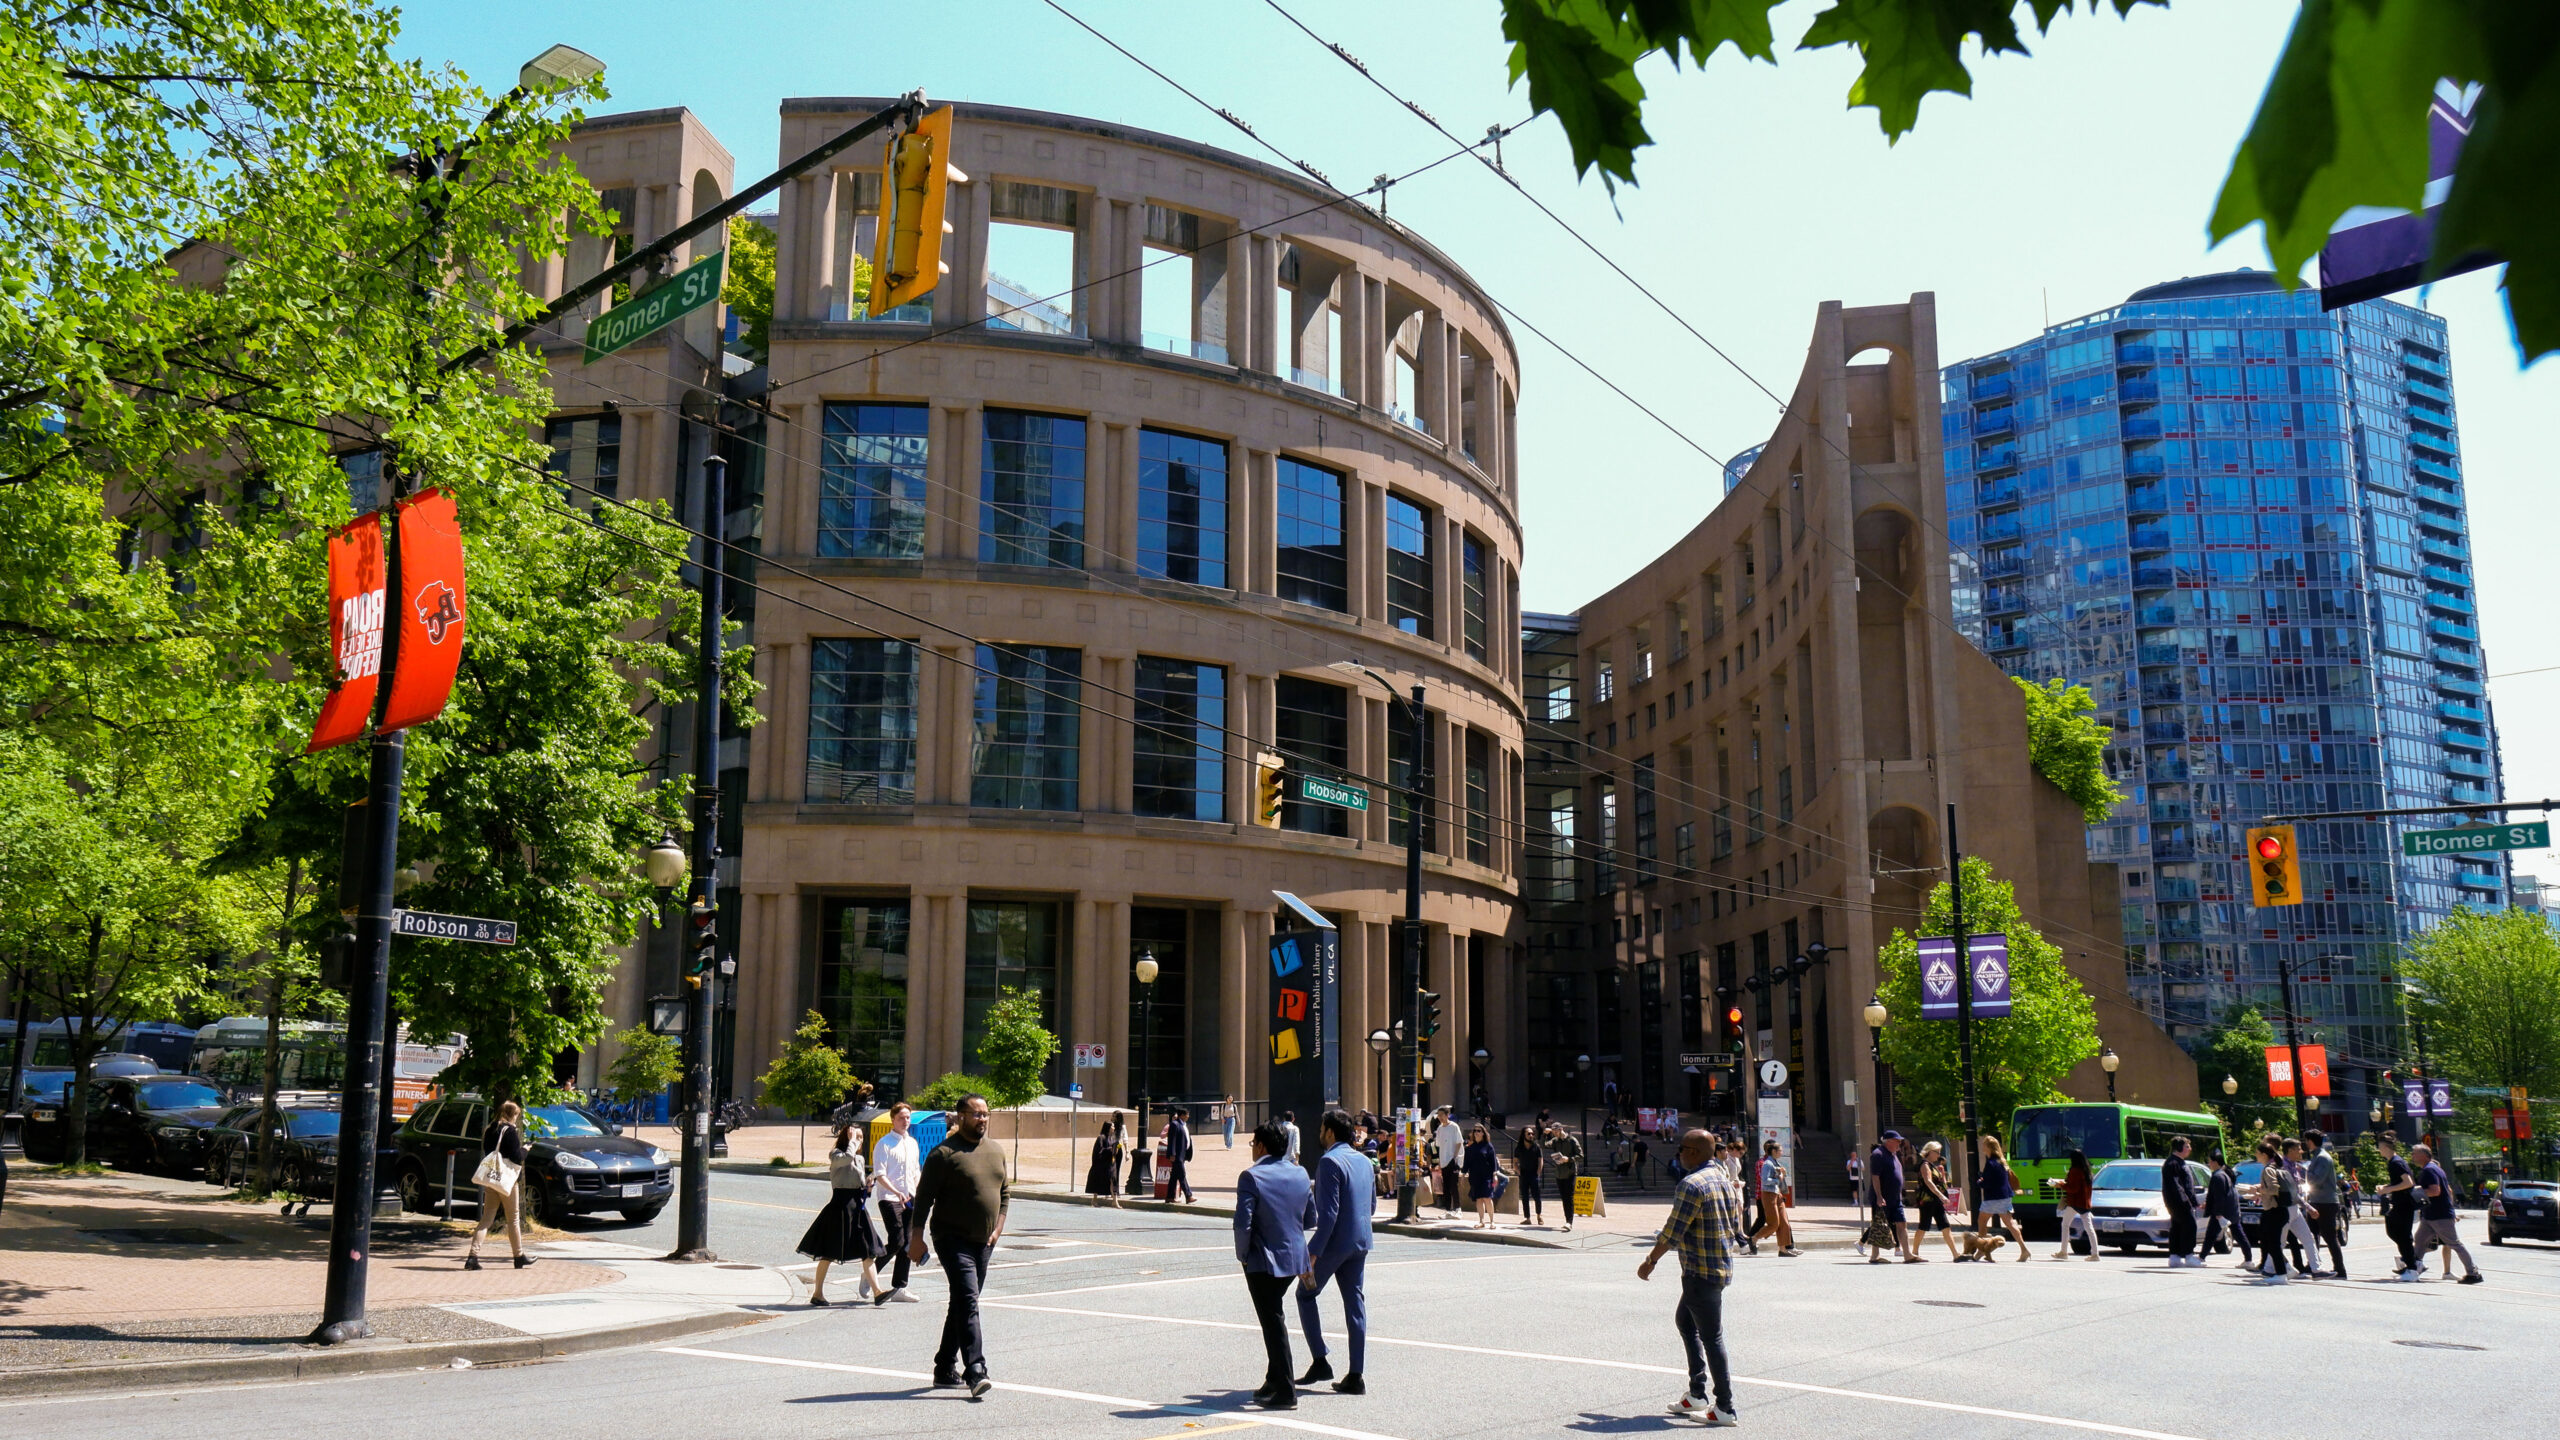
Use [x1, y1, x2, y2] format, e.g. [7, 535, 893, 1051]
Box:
[2247, 824, 2303, 907]
[869, 106, 965, 315]
[1254, 752, 1287, 828]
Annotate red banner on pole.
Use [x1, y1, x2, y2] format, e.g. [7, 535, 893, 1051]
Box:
[2265, 1043, 2332, 1098]
[381, 487, 466, 732]
[307, 515, 387, 752]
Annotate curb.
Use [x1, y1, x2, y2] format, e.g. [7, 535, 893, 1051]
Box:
[0, 1305, 768, 1400]
[1008, 1187, 1572, 1248]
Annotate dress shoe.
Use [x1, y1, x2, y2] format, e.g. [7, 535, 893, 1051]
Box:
[1334, 1374, 1366, 1395]
[513, 1255, 535, 1269]
[1296, 1358, 1336, 1386]
[932, 1370, 964, 1388]
[1257, 1391, 1298, 1411]
[463, 1255, 482, 1271]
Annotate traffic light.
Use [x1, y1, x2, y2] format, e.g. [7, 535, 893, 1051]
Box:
[1254, 753, 1288, 827]
[1725, 1005, 1745, 1046]
[685, 894, 717, 988]
[1419, 990, 1443, 1039]
[869, 105, 966, 314]
[2247, 824, 2302, 907]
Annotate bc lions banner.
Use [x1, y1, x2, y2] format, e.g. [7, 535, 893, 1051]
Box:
[382, 488, 466, 731]
[307, 515, 387, 752]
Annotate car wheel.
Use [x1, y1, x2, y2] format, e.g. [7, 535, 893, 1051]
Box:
[532, 1182, 565, 1230]
[2490, 1231, 2504, 1245]
[619, 1203, 666, 1224]
[397, 1166, 429, 1215]
[2114, 1241, 2140, 1255]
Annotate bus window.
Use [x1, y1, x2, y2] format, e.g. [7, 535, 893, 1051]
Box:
[2011, 1105, 2123, 1162]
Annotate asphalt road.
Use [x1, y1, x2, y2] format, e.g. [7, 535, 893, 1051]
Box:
[8, 1180, 2556, 1440]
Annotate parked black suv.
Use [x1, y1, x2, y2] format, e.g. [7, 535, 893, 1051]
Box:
[21, 1074, 230, 1173]
[2489, 1180, 2559, 1245]
[395, 1099, 672, 1225]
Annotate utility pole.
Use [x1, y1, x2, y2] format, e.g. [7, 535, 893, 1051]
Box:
[671, 451, 727, 1263]
[2276, 954, 2310, 1138]
[1946, 805, 1981, 1212]
[1396, 683, 1428, 1225]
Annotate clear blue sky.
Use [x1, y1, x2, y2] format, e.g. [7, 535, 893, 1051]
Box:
[399, 0, 2557, 878]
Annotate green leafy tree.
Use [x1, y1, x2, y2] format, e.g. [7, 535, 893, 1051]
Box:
[2349, 1131, 2384, 1191]
[1496, 2, 2560, 358]
[758, 1009, 863, 1162]
[2193, 1004, 2292, 1136]
[975, 987, 1059, 1110]
[2015, 676, 2122, 824]
[1875, 856, 2101, 1139]
[603, 1025, 682, 1103]
[905, 1072, 980, 1112]
[2403, 907, 2560, 1166]
[721, 216, 778, 364]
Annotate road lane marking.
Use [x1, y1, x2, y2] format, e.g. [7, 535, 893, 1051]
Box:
[1135, 1423, 1264, 1440]
[1002, 1256, 1497, 1300]
[659, 1347, 1405, 1440]
[977, 1302, 2220, 1440]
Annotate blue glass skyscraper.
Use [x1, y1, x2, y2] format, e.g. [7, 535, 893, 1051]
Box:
[1941, 271, 2504, 1117]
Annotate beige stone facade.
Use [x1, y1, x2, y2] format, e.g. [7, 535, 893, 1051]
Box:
[1551, 296, 2194, 1158]
[534, 103, 1525, 1115]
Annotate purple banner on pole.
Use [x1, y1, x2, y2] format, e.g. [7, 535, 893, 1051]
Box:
[2403, 1076, 2456, 1117]
[1918, 937, 1960, 1020]
[1969, 934, 2012, 1019]
[2318, 81, 2498, 310]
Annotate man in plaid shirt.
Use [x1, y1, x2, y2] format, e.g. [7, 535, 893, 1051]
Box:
[1638, 1128, 1745, 1426]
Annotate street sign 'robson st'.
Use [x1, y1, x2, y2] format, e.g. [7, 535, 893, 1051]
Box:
[392, 909, 517, 946]
[2401, 821, 2548, 856]
[1295, 773, 1371, 812]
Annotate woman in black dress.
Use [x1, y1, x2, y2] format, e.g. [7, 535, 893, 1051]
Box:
[1085, 1112, 1126, 1208]
[798, 1123, 882, 1305]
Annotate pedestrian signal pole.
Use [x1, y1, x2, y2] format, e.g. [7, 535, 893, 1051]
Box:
[672, 452, 726, 1264]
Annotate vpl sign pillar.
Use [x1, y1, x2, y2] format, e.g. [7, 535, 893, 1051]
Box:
[1268, 891, 1339, 1168]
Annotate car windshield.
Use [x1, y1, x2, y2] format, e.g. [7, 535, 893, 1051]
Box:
[285, 1111, 340, 1137]
[2234, 1161, 2265, 1185]
[523, 1106, 606, 1139]
[138, 1080, 224, 1110]
[2093, 1161, 2162, 1190]
[25, 1070, 70, 1099]
[2011, 1106, 2123, 1162]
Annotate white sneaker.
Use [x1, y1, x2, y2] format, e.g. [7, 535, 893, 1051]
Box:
[888, 1287, 921, 1303]
[1667, 1394, 1710, 1419]
[1703, 1408, 1739, 1428]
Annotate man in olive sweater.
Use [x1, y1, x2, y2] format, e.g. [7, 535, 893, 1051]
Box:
[908, 1094, 1009, 1397]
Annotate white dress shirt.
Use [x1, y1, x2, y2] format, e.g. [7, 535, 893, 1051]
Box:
[872, 1127, 920, 1203]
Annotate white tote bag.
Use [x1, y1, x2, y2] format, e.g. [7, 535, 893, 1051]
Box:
[472, 1129, 521, 1193]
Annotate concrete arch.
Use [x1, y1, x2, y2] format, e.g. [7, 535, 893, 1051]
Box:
[1866, 803, 1938, 947]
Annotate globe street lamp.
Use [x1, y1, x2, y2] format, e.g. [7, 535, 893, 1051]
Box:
[2100, 1046, 2121, 1103]
[1471, 1047, 1491, 1120]
[2223, 1074, 2239, 1097]
[1369, 1028, 1393, 1113]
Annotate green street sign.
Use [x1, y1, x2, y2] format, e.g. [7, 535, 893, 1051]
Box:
[1294, 773, 1370, 812]
[2401, 820, 2549, 857]
[582, 250, 724, 362]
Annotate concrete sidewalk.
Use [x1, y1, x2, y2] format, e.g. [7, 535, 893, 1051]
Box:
[0, 1167, 774, 1396]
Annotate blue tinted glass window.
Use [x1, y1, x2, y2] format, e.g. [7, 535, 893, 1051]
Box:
[808, 639, 917, 804]
[971, 644, 1081, 810]
[981, 410, 1087, 568]
[1137, 428, 1228, 587]
[1275, 458, 1347, 611]
[1385, 494, 1433, 636]
[1133, 656, 1226, 822]
[820, 403, 927, 558]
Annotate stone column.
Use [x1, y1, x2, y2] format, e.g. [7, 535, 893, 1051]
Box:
[1247, 233, 1279, 374]
[1245, 448, 1276, 596]
[911, 888, 969, 1082]
[1348, 480, 1377, 623]
[1220, 904, 1252, 1104]
[932, 402, 981, 562]
[1232, 442, 1262, 596]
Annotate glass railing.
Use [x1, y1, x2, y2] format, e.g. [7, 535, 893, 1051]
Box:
[835, 299, 933, 324]
[2421, 563, 2470, 585]
[2412, 454, 2462, 483]
[2121, 413, 2163, 439]
[1288, 366, 1341, 397]
[2435, 675, 2485, 697]
[1981, 549, 2025, 577]
[2406, 377, 2453, 403]
[2144, 721, 2187, 743]
[2117, 343, 2156, 365]
[1974, 406, 2016, 436]
[1976, 443, 2019, 472]
[2439, 729, 2490, 751]
[2407, 394, 2452, 420]
[2399, 349, 2448, 377]
[2432, 648, 2478, 670]
[1979, 514, 2022, 543]
[2430, 619, 2479, 641]
[1143, 330, 1229, 364]
[1972, 373, 2014, 401]
[1984, 591, 2026, 615]
[2133, 565, 2175, 590]
[2447, 782, 2495, 803]
[2136, 605, 2178, 626]
[2426, 593, 2475, 616]
[984, 273, 1081, 336]
[2137, 644, 2181, 666]
[2124, 452, 2166, 477]
[2445, 755, 2493, 779]
[2154, 878, 2199, 901]
[2125, 484, 2168, 514]
[2128, 526, 2173, 551]
[2437, 701, 2487, 723]
[2416, 484, 2463, 509]
[2118, 378, 2159, 402]
[1978, 482, 2021, 508]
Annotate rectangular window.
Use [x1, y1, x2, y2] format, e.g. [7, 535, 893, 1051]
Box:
[1746, 787, 1765, 847]
[981, 409, 1087, 568]
[1777, 766, 1793, 824]
[1460, 532, 1488, 661]
[1385, 494, 1434, 637]
[817, 897, 910, 1100]
[807, 639, 918, 804]
[1596, 780, 1618, 889]
[1133, 656, 1226, 822]
[1464, 730, 1492, 866]
[544, 413, 621, 501]
[1675, 821, 1696, 874]
[1137, 428, 1228, 586]
[1275, 676, 1350, 837]
[1633, 754, 1657, 883]
[965, 900, 1061, 1089]
[819, 402, 928, 558]
[970, 644, 1081, 810]
[1275, 457, 1348, 611]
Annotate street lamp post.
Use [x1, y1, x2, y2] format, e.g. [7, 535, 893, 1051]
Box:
[1368, 1029, 1393, 1119]
[1471, 1047, 1490, 1121]
[312, 43, 605, 1348]
[2275, 954, 2310, 1138]
[1862, 995, 1887, 1229]
[1330, 662, 1428, 1224]
[1130, 951, 1159, 1196]
[2100, 1046, 2120, 1103]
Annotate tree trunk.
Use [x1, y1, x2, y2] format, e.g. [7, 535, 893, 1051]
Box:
[62, 918, 104, 1167]
[254, 859, 302, 1195]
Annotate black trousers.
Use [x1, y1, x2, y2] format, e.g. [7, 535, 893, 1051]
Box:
[1554, 1164, 1578, 1223]
[1244, 1269, 1296, 1394]
[1441, 1164, 1462, 1212]
[935, 1242, 993, 1377]
[2385, 1205, 2421, 1271]
[2204, 1211, 2251, 1262]
[2168, 1205, 2197, 1258]
[1518, 1166, 1543, 1220]
[876, 1199, 911, 1290]
[1167, 1158, 1194, 1201]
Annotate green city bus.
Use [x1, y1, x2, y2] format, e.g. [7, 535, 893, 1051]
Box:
[2005, 1102, 2228, 1229]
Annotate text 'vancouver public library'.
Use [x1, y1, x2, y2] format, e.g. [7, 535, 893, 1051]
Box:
[540, 100, 2195, 1139]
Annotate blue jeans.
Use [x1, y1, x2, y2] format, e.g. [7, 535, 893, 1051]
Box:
[1675, 1270, 1734, 1411]
[1296, 1250, 1366, 1374]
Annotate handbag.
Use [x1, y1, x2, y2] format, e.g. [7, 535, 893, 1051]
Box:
[472, 1149, 520, 1193]
[1859, 1218, 1896, 1250]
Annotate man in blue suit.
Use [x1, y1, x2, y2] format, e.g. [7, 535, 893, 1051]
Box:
[1234, 1119, 1315, 1409]
[1296, 1108, 1374, 1394]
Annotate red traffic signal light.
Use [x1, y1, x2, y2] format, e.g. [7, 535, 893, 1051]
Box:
[2254, 835, 2283, 860]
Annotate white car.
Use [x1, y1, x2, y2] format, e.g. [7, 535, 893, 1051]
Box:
[2086, 1157, 2210, 1252]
